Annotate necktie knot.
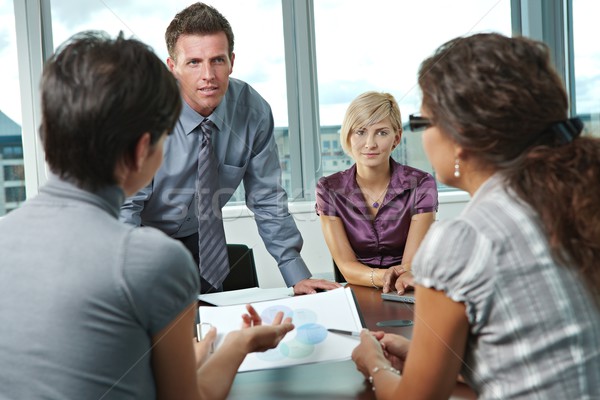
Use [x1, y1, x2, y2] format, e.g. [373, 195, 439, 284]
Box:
[199, 119, 214, 145]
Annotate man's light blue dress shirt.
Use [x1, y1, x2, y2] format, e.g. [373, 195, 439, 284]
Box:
[120, 78, 311, 286]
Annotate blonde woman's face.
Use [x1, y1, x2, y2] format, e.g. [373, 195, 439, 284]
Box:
[349, 118, 400, 167]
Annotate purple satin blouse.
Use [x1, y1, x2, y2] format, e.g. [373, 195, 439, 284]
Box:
[315, 159, 438, 268]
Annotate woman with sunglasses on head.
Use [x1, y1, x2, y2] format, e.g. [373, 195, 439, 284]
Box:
[316, 91, 437, 292]
[352, 33, 600, 399]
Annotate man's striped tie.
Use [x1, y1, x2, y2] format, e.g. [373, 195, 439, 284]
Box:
[196, 118, 229, 290]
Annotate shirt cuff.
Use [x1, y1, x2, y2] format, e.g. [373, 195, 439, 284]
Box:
[279, 257, 312, 287]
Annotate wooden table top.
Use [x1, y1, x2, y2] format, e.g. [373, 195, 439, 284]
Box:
[221, 284, 476, 399]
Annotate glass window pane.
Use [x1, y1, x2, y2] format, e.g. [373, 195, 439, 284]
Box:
[0, 0, 25, 215]
[49, 0, 288, 203]
[573, 0, 600, 138]
[314, 0, 512, 190]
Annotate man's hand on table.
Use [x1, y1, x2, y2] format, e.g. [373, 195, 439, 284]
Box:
[293, 278, 342, 295]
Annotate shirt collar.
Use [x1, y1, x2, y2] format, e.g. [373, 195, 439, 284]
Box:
[180, 100, 204, 136]
[335, 159, 426, 211]
[179, 90, 229, 136]
[460, 172, 505, 215]
[338, 159, 415, 193]
[42, 174, 125, 219]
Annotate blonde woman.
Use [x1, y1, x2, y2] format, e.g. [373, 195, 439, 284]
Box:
[316, 91, 437, 291]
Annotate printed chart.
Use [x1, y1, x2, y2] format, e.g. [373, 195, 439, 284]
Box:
[199, 287, 364, 372]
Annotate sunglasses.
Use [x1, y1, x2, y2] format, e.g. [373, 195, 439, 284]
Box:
[409, 114, 432, 131]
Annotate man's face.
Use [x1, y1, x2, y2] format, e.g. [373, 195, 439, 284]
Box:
[167, 32, 234, 117]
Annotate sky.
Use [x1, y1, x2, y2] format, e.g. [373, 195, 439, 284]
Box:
[1, 0, 598, 127]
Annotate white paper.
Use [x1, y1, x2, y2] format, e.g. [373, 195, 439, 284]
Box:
[198, 287, 294, 306]
[199, 287, 364, 372]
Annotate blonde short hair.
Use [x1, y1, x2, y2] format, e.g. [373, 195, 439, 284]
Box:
[340, 91, 402, 155]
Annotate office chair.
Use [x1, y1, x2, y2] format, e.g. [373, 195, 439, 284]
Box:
[332, 260, 347, 283]
[222, 244, 259, 291]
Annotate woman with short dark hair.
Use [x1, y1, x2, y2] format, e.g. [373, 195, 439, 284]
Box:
[0, 31, 293, 400]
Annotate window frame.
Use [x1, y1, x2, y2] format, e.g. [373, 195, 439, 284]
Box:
[13, 0, 577, 204]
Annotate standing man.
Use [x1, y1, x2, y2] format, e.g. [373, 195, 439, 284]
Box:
[120, 2, 339, 294]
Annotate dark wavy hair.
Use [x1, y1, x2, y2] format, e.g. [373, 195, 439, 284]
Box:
[418, 33, 600, 302]
[40, 31, 182, 191]
[165, 2, 235, 60]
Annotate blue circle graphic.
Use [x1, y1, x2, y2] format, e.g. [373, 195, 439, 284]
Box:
[295, 323, 327, 345]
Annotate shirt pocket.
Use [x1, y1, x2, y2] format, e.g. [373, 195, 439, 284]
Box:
[219, 161, 248, 193]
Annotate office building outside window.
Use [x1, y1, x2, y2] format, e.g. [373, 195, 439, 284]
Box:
[573, 0, 600, 138]
[0, 1, 25, 215]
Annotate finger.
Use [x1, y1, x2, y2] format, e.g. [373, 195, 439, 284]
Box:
[384, 267, 402, 293]
[395, 276, 407, 294]
[241, 314, 252, 328]
[201, 326, 217, 343]
[320, 280, 342, 289]
[359, 329, 371, 340]
[382, 275, 391, 293]
[280, 322, 295, 334]
[371, 330, 386, 340]
[271, 310, 284, 325]
[245, 304, 261, 322]
[293, 282, 316, 295]
[241, 305, 261, 327]
[271, 323, 294, 346]
[383, 270, 396, 293]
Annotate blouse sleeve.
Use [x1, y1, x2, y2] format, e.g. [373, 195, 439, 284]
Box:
[315, 176, 338, 217]
[123, 228, 200, 335]
[412, 173, 439, 215]
[412, 219, 495, 334]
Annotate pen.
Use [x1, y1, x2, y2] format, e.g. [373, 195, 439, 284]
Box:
[327, 328, 361, 337]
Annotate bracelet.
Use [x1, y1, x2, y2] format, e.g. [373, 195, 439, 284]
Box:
[368, 365, 400, 391]
[370, 268, 380, 289]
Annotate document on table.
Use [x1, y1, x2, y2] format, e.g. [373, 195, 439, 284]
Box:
[199, 287, 365, 372]
[198, 287, 294, 306]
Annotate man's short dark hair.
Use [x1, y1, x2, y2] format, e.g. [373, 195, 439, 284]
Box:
[40, 31, 181, 191]
[165, 2, 235, 60]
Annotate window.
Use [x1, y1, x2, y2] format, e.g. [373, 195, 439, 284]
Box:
[573, 0, 600, 138]
[49, 0, 288, 203]
[314, 0, 512, 188]
[12, 0, 596, 208]
[0, 1, 25, 216]
[2, 145, 23, 160]
[5, 186, 25, 203]
[3, 164, 24, 182]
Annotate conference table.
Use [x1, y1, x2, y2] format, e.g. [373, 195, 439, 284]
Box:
[204, 284, 476, 399]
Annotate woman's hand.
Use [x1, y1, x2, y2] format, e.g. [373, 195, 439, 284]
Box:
[383, 265, 414, 294]
[241, 304, 264, 328]
[379, 332, 411, 372]
[351, 330, 388, 379]
[193, 325, 216, 368]
[230, 304, 295, 353]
